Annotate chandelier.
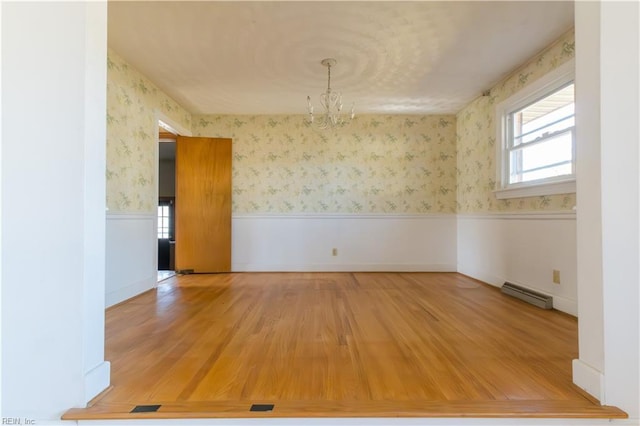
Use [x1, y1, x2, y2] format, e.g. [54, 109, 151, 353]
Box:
[306, 58, 355, 129]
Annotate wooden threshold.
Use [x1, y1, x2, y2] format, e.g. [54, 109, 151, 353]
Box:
[64, 399, 627, 420]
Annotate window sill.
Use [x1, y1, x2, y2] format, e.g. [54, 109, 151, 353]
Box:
[494, 179, 576, 199]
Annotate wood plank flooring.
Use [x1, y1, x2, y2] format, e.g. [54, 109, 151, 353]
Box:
[63, 272, 626, 420]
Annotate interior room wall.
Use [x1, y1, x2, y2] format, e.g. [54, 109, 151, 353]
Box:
[598, 2, 639, 416]
[573, 2, 604, 399]
[106, 49, 190, 213]
[192, 114, 458, 271]
[456, 29, 576, 215]
[1, 2, 109, 420]
[573, 1, 639, 417]
[105, 49, 460, 277]
[104, 31, 579, 304]
[456, 30, 578, 315]
[192, 115, 457, 214]
[105, 49, 191, 306]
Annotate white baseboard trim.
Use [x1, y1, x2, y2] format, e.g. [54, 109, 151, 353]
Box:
[106, 275, 156, 308]
[83, 361, 111, 404]
[232, 263, 457, 273]
[572, 358, 604, 402]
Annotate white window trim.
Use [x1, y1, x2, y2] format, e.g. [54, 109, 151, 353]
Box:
[494, 59, 575, 199]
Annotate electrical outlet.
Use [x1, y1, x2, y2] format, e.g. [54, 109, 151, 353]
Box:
[332, 248, 338, 256]
[553, 269, 561, 284]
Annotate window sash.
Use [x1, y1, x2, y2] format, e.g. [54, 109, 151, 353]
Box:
[508, 127, 575, 184]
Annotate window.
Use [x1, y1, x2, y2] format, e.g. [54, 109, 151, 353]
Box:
[508, 84, 574, 183]
[158, 198, 175, 239]
[158, 205, 170, 239]
[495, 60, 575, 199]
[158, 200, 173, 239]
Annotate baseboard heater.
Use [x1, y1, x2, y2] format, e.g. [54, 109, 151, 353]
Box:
[501, 282, 553, 309]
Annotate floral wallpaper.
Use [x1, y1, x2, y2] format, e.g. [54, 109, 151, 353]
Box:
[192, 115, 457, 214]
[106, 29, 576, 215]
[106, 49, 192, 213]
[456, 29, 576, 213]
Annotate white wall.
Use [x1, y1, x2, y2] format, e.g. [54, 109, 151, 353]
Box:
[573, 0, 606, 401]
[0, 1, 3, 414]
[598, 0, 639, 418]
[573, 1, 639, 420]
[105, 214, 157, 307]
[457, 213, 577, 315]
[232, 214, 457, 272]
[104, 212, 457, 304]
[0, 1, 109, 420]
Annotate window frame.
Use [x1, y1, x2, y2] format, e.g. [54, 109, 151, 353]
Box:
[494, 59, 576, 199]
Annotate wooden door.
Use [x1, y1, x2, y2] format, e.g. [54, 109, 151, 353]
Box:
[175, 136, 232, 272]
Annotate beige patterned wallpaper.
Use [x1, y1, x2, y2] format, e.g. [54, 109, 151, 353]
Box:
[106, 49, 192, 213]
[192, 115, 457, 214]
[106, 30, 575, 215]
[456, 30, 576, 213]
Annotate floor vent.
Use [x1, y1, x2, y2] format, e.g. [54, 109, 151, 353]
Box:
[130, 405, 161, 413]
[250, 404, 274, 412]
[501, 282, 553, 309]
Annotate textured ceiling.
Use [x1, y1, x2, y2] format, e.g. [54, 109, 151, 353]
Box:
[107, 1, 574, 115]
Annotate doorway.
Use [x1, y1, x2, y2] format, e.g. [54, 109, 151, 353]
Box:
[156, 121, 233, 277]
[158, 124, 177, 282]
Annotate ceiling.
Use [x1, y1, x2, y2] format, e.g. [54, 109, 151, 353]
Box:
[107, 1, 574, 116]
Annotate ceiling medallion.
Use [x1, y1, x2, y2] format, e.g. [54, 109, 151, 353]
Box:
[306, 58, 355, 129]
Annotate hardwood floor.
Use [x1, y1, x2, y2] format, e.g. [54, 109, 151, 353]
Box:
[63, 272, 626, 420]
